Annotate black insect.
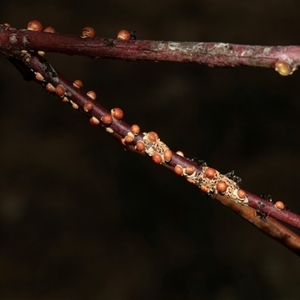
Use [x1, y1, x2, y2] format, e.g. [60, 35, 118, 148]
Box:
[129, 30, 137, 40]
[43, 59, 58, 81]
[256, 210, 268, 221]
[257, 201, 266, 210]
[256, 201, 269, 221]
[260, 193, 273, 202]
[207, 189, 215, 199]
[225, 170, 242, 185]
[190, 157, 207, 167]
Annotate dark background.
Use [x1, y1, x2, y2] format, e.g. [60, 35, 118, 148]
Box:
[1, 1, 300, 299]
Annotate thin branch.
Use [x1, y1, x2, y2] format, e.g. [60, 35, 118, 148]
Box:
[3, 47, 300, 255]
[216, 194, 300, 256]
[2, 22, 300, 255]
[247, 192, 300, 228]
[0, 24, 299, 75]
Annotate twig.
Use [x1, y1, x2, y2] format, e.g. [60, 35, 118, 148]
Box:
[0, 23, 299, 76]
[3, 47, 300, 255]
[2, 21, 300, 255]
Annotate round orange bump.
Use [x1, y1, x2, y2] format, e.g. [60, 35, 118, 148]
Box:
[43, 26, 56, 33]
[130, 124, 140, 136]
[124, 136, 134, 143]
[62, 96, 69, 103]
[147, 131, 159, 142]
[81, 26, 95, 38]
[237, 189, 246, 199]
[4, 23, 11, 27]
[136, 141, 145, 152]
[163, 149, 172, 162]
[37, 51, 45, 57]
[275, 61, 291, 76]
[117, 29, 131, 40]
[274, 201, 285, 210]
[55, 84, 65, 97]
[101, 114, 113, 125]
[87, 90, 97, 100]
[111, 108, 124, 120]
[174, 165, 183, 176]
[84, 102, 93, 112]
[46, 83, 56, 93]
[176, 151, 184, 157]
[216, 180, 228, 193]
[205, 167, 217, 179]
[90, 116, 100, 125]
[125, 131, 134, 144]
[152, 153, 162, 164]
[73, 79, 83, 88]
[35, 72, 44, 81]
[27, 20, 43, 31]
[185, 165, 195, 175]
[200, 185, 210, 193]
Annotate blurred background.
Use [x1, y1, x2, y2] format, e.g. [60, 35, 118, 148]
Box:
[1, 1, 300, 299]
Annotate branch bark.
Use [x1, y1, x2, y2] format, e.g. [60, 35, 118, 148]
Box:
[1, 22, 300, 256]
[0, 24, 299, 75]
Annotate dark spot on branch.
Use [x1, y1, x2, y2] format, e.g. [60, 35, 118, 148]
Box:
[103, 38, 116, 47]
[41, 59, 58, 82]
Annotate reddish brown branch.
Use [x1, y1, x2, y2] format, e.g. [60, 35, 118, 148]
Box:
[217, 194, 300, 256]
[0, 24, 299, 75]
[247, 192, 300, 228]
[4, 48, 300, 255]
[2, 22, 300, 255]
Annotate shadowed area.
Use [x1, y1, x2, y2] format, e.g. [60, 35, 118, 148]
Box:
[1, 2, 300, 299]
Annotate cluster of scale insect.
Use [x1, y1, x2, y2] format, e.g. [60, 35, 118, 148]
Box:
[142, 133, 169, 161]
[197, 167, 248, 204]
[139, 138, 249, 206]
[17, 18, 249, 207]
